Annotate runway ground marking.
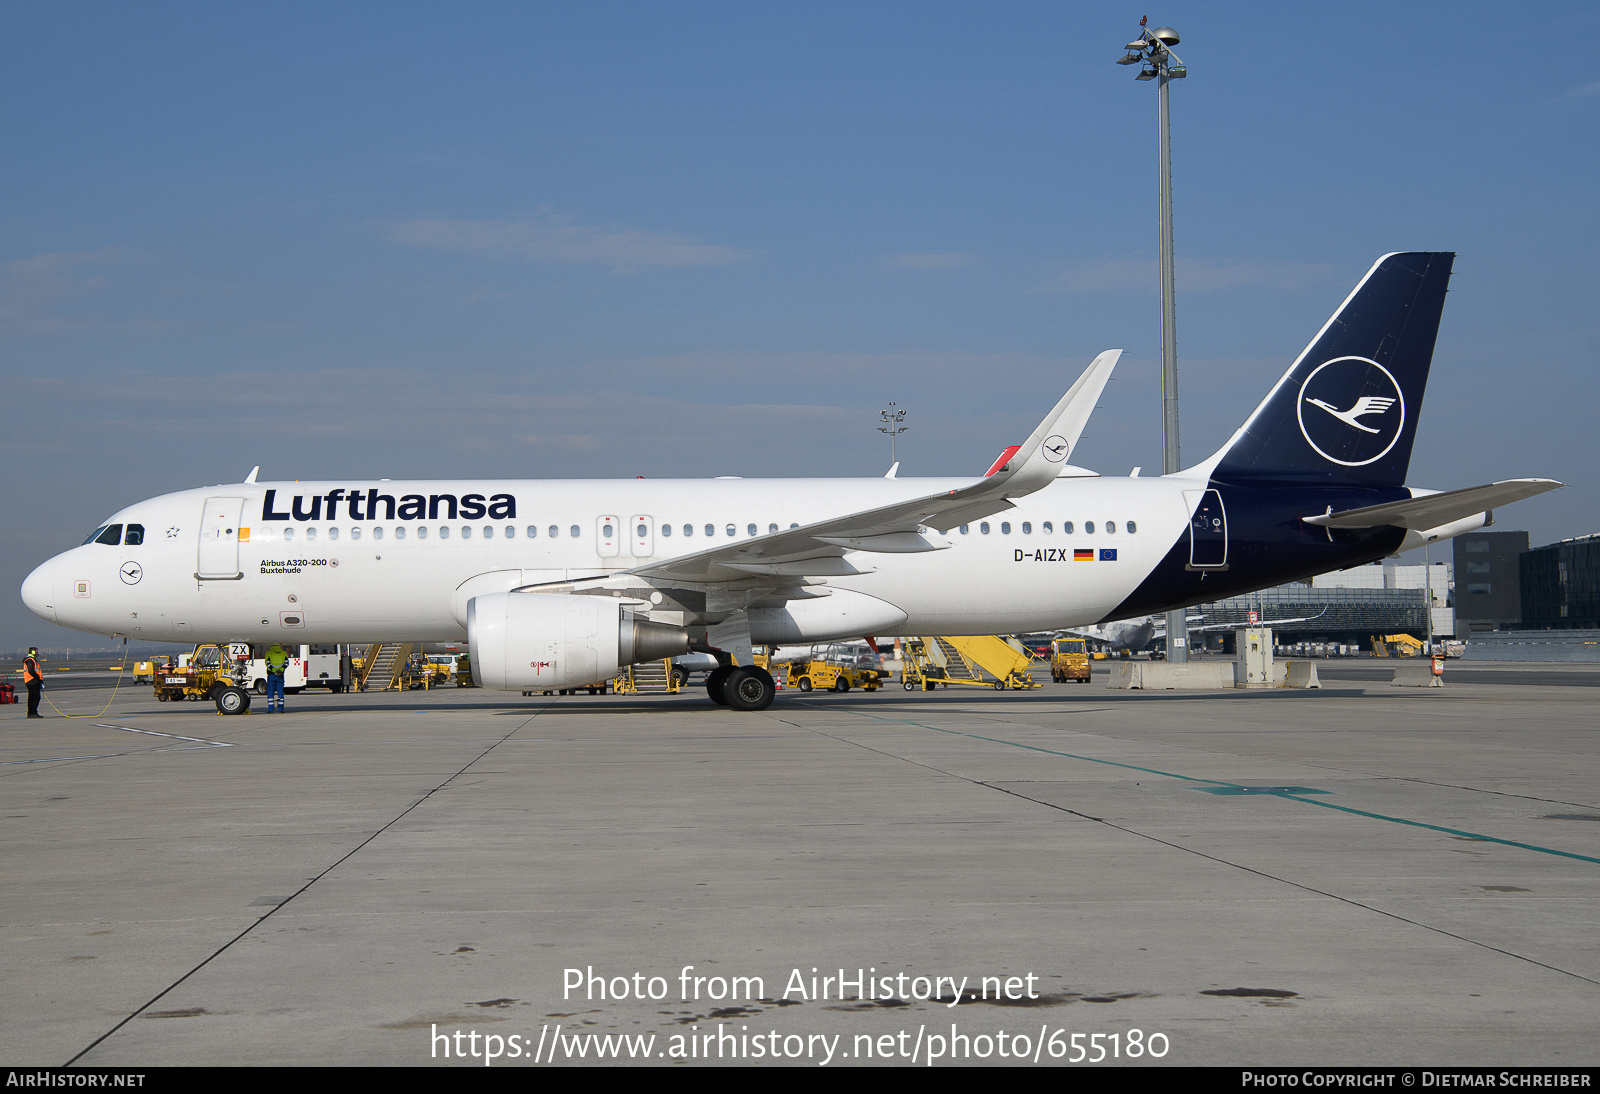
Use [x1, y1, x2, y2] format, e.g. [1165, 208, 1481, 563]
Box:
[817, 704, 1600, 867]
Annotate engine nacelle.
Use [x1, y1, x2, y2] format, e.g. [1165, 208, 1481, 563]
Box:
[468, 592, 688, 691]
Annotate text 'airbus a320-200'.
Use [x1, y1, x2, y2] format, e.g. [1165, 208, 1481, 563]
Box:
[21, 253, 1562, 711]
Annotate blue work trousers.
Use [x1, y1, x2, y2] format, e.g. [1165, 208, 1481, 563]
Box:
[266, 673, 285, 710]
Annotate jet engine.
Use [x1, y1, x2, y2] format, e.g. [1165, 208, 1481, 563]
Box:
[467, 592, 689, 691]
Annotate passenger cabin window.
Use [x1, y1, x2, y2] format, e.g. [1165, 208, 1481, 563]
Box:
[373, 527, 384, 541]
[705, 524, 714, 537]
[684, 525, 693, 536]
[1104, 521, 1115, 535]
[980, 522, 990, 534]
[1001, 522, 1011, 534]
[548, 525, 558, 539]
[351, 528, 361, 540]
[569, 525, 579, 538]
[960, 525, 969, 534]
[284, 528, 295, 542]
[1043, 522, 1053, 534]
[662, 524, 672, 537]
[416, 527, 427, 541]
[1021, 522, 1031, 534]
[769, 523, 778, 534]
[439, 527, 450, 540]
[461, 526, 472, 539]
[482, 526, 492, 539]
[747, 524, 757, 536]
[1063, 521, 1074, 534]
[328, 527, 340, 541]
[637, 524, 647, 538]
[1126, 521, 1137, 534]
[504, 526, 514, 538]
[526, 526, 537, 538]
[1084, 522, 1095, 534]
[306, 527, 318, 542]
[125, 524, 145, 545]
[603, 523, 614, 537]
[726, 524, 735, 537]
[394, 527, 406, 540]
[95, 525, 123, 546]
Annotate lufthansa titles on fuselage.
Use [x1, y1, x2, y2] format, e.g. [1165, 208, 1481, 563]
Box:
[261, 489, 517, 522]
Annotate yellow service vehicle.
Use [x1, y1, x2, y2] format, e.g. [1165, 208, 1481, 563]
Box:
[1050, 638, 1092, 683]
[786, 658, 882, 693]
[152, 643, 253, 714]
[901, 636, 1041, 691]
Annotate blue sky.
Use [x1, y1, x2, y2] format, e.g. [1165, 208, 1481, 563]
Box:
[4, 1, 1597, 649]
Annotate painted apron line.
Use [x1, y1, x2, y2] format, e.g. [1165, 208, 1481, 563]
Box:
[841, 709, 1600, 867]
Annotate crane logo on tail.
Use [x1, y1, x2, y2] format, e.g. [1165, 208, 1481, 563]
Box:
[1296, 357, 1405, 467]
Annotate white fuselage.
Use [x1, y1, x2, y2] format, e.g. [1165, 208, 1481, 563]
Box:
[22, 474, 1195, 646]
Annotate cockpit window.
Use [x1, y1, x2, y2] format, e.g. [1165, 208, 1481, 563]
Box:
[94, 525, 124, 546]
[124, 524, 145, 545]
[82, 526, 109, 545]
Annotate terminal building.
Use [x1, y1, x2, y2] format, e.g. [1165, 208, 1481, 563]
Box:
[1191, 561, 1447, 651]
[1452, 531, 1528, 635]
[1519, 533, 1600, 629]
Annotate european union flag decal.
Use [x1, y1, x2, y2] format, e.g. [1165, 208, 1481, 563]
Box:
[1100, 548, 1117, 561]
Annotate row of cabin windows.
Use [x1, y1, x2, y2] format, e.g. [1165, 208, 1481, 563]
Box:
[85, 518, 1134, 548]
[658, 523, 797, 538]
[275, 521, 809, 543]
[959, 521, 1136, 535]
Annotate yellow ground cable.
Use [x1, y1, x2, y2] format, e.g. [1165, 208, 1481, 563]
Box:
[40, 639, 130, 719]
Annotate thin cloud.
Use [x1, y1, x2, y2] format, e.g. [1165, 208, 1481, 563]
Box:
[883, 252, 974, 270]
[1040, 256, 1336, 294]
[0, 249, 153, 334]
[388, 216, 751, 273]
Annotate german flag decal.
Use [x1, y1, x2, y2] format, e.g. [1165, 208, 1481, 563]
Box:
[1074, 549, 1094, 561]
[1100, 548, 1117, 561]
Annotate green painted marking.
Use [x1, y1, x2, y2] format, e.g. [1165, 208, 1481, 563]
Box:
[836, 708, 1600, 866]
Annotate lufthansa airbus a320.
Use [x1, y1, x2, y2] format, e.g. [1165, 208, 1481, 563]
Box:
[21, 253, 1561, 711]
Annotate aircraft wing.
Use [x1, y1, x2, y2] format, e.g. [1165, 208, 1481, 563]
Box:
[1188, 608, 1329, 632]
[539, 351, 1120, 604]
[1302, 479, 1563, 530]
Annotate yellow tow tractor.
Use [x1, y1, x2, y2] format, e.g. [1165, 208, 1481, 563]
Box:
[1050, 637, 1092, 683]
[786, 656, 883, 693]
[153, 643, 254, 714]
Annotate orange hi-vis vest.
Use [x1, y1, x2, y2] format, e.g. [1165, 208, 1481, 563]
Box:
[23, 656, 42, 686]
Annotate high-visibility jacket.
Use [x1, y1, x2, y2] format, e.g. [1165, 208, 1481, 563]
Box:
[265, 647, 289, 675]
[23, 656, 42, 686]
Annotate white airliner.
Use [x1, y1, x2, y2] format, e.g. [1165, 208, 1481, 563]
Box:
[20, 253, 1561, 711]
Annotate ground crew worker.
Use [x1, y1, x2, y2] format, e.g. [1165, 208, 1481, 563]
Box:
[265, 644, 289, 713]
[23, 647, 43, 718]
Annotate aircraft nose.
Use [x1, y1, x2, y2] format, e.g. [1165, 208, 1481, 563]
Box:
[20, 558, 57, 625]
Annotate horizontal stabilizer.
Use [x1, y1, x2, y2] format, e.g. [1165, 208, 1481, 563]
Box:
[1303, 479, 1563, 530]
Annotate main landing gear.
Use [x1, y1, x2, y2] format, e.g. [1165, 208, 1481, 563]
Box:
[704, 664, 776, 711]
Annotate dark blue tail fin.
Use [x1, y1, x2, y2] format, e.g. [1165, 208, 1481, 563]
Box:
[1210, 251, 1454, 486]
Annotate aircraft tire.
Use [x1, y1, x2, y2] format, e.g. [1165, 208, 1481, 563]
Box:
[706, 666, 733, 706]
[215, 686, 250, 715]
[724, 667, 775, 712]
